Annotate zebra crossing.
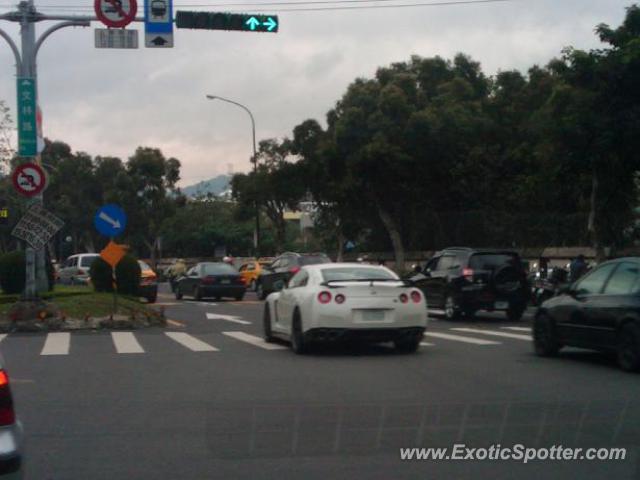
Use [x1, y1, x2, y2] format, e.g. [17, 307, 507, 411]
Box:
[0, 325, 532, 357]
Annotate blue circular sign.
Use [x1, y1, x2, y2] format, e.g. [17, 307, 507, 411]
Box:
[94, 204, 127, 237]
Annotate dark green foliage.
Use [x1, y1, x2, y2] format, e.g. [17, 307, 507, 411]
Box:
[90, 254, 141, 295]
[0, 251, 25, 294]
[89, 257, 114, 293]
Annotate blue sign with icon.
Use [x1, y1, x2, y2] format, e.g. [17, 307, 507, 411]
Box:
[94, 204, 127, 237]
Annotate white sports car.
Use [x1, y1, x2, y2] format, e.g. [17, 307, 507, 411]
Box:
[263, 263, 428, 354]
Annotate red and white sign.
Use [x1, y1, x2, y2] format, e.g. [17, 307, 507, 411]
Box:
[94, 0, 137, 28]
[12, 163, 47, 197]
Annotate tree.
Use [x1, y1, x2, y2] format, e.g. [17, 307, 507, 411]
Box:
[0, 101, 13, 173]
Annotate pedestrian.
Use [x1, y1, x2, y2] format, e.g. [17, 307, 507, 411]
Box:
[378, 258, 386, 266]
[412, 264, 423, 274]
[569, 254, 588, 282]
[168, 258, 186, 292]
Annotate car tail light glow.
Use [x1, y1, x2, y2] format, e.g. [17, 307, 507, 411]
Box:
[335, 294, 346, 304]
[0, 370, 15, 426]
[399, 293, 409, 303]
[463, 268, 474, 279]
[411, 290, 422, 303]
[289, 266, 300, 275]
[78, 269, 86, 275]
[318, 291, 332, 304]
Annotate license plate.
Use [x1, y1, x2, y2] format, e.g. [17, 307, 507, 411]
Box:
[221, 279, 230, 284]
[495, 301, 509, 310]
[361, 310, 386, 322]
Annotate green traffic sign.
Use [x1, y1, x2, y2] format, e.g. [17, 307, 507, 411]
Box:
[176, 11, 278, 33]
[16, 78, 37, 157]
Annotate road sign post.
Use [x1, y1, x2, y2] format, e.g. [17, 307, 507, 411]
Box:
[145, 0, 173, 48]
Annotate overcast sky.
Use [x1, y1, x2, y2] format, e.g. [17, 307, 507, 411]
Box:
[0, 0, 632, 186]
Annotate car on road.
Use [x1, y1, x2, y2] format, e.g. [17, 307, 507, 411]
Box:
[138, 261, 158, 303]
[263, 263, 428, 354]
[58, 253, 100, 285]
[0, 357, 23, 479]
[175, 262, 246, 301]
[238, 258, 273, 292]
[410, 247, 529, 321]
[256, 252, 332, 300]
[534, 257, 640, 372]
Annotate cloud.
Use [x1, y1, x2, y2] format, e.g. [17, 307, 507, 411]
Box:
[0, 0, 630, 186]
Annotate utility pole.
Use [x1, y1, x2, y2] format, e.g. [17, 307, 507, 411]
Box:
[1, 3, 91, 299]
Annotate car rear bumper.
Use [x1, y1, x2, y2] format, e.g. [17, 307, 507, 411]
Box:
[303, 327, 425, 343]
[200, 285, 246, 298]
[138, 284, 158, 298]
[457, 288, 528, 311]
[0, 422, 23, 478]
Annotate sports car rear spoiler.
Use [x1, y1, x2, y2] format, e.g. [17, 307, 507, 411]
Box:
[320, 279, 413, 288]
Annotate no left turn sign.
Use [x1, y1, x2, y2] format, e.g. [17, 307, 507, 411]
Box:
[12, 163, 47, 197]
[95, 0, 138, 28]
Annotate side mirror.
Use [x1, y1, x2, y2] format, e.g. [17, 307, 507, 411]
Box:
[273, 280, 285, 291]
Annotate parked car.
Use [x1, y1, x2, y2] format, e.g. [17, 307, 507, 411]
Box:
[256, 252, 332, 300]
[138, 261, 158, 303]
[238, 259, 273, 292]
[263, 263, 428, 354]
[58, 253, 100, 285]
[174, 262, 245, 301]
[410, 247, 530, 321]
[533, 257, 640, 372]
[0, 356, 23, 479]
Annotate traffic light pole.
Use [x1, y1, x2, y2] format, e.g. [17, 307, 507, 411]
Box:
[1, 1, 91, 298]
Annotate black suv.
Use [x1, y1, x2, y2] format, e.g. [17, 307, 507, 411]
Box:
[256, 252, 332, 300]
[410, 247, 530, 321]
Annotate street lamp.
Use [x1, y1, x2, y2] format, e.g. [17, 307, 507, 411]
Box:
[206, 94, 260, 254]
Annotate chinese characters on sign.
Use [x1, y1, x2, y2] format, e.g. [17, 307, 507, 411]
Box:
[12, 204, 64, 250]
[16, 78, 37, 157]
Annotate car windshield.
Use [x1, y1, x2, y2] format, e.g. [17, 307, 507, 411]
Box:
[469, 253, 520, 271]
[202, 264, 237, 275]
[80, 256, 98, 268]
[300, 255, 331, 266]
[321, 267, 398, 282]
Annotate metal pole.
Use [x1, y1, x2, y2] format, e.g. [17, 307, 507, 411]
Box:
[205, 95, 260, 255]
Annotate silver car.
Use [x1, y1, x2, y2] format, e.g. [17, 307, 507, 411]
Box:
[58, 254, 99, 285]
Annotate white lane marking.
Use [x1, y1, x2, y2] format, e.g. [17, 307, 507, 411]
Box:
[423, 332, 500, 345]
[165, 332, 219, 352]
[452, 328, 532, 341]
[222, 331, 286, 350]
[501, 326, 531, 332]
[206, 313, 251, 325]
[0, 334, 6, 343]
[186, 301, 218, 307]
[420, 342, 435, 347]
[111, 332, 145, 354]
[41, 332, 70, 355]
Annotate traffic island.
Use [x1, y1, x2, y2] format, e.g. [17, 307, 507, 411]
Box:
[0, 292, 166, 333]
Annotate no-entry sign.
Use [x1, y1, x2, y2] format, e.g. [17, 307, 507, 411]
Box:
[95, 0, 138, 28]
[12, 162, 47, 197]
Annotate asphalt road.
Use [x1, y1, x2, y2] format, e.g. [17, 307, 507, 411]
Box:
[2, 284, 640, 479]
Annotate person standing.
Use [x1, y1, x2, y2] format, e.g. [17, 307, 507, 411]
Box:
[569, 254, 588, 282]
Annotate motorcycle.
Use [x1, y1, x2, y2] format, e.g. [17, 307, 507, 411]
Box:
[530, 267, 569, 306]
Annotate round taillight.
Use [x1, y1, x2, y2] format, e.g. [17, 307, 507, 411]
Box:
[399, 293, 409, 303]
[335, 294, 346, 304]
[411, 291, 422, 303]
[318, 291, 332, 304]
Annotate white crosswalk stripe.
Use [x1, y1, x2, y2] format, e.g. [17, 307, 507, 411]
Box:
[420, 342, 435, 347]
[165, 332, 219, 352]
[206, 313, 251, 325]
[424, 331, 500, 345]
[112, 332, 145, 354]
[222, 331, 287, 350]
[41, 332, 70, 355]
[501, 326, 531, 332]
[452, 328, 532, 341]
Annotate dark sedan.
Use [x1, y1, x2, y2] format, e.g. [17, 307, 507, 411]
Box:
[533, 257, 640, 371]
[175, 262, 246, 301]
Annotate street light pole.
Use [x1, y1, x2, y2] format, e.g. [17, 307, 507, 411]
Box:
[206, 94, 260, 255]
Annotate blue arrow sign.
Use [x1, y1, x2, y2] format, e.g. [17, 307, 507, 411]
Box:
[94, 204, 127, 237]
[245, 16, 260, 30]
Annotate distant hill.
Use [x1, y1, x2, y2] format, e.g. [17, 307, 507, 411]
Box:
[181, 174, 231, 198]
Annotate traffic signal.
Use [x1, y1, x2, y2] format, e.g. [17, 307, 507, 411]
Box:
[175, 11, 278, 33]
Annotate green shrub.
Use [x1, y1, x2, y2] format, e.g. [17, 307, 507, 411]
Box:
[0, 251, 25, 294]
[89, 254, 141, 296]
[115, 255, 141, 296]
[90, 257, 114, 292]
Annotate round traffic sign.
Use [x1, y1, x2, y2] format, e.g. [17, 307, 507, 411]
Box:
[94, 0, 137, 28]
[12, 163, 47, 197]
